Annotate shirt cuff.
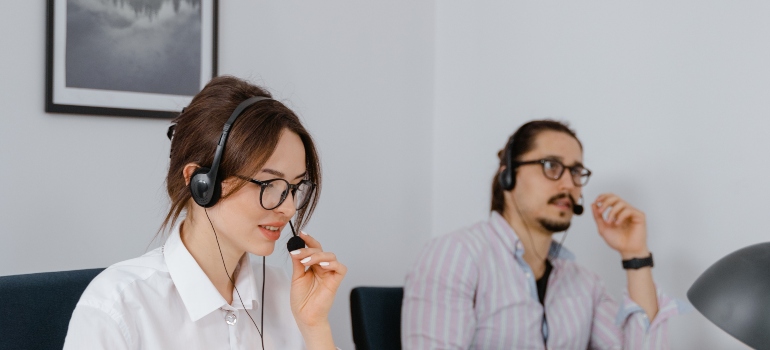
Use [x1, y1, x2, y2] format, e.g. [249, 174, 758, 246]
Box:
[615, 289, 693, 332]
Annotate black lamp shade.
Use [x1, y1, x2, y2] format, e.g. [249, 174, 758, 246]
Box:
[687, 242, 770, 350]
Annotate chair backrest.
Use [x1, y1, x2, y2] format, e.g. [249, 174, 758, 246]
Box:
[0, 268, 104, 350]
[350, 286, 404, 350]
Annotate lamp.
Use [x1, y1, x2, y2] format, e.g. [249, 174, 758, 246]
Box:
[687, 242, 770, 350]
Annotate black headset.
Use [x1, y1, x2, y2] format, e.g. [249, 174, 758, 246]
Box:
[498, 135, 518, 191]
[497, 135, 583, 215]
[189, 96, 273, 208]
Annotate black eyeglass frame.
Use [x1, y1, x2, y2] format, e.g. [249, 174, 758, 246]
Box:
[238, 176, 316, 210]
[514, 158, 592, 187]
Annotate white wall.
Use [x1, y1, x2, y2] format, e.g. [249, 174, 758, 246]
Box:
[433, 1, 770, 349]
[0, 3, 174, 275]
[0, 1, 434, 349]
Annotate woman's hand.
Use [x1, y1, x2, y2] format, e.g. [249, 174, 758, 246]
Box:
[288, 231, 347, 333]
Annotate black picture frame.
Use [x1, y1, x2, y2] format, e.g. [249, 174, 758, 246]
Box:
[45, 0, 218, 118]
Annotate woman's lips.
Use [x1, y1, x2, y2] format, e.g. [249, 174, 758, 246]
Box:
[258, 223, 284, 241]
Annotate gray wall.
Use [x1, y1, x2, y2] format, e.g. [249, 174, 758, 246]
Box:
[433, 1, 769, 349]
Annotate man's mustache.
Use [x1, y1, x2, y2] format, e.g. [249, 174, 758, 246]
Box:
[548, 193, 577, 207]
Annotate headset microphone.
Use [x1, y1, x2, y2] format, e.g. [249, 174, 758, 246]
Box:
[573, 196, 584, 215]
[573, 204, 584, 215]
[287, 221, 306, 252]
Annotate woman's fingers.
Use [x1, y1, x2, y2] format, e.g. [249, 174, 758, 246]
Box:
[290, 246, 320, 277]
[296, 251, 337, 267]
[291, 251, 307, 279]
[288, 232, 344, 277]
[288, 231, 322, 274]
[316, 260, 347, 281]
[299, 231, 322, 250]
[289, 247, 323, 259]
[289, 232, 339, 266]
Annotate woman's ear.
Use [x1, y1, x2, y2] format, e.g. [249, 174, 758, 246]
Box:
[182, 163, 201, 186]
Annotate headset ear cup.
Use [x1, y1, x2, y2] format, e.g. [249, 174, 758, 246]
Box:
[499, 157, 517, 190]
[499, 140, 516, 191]
[190, 167, 221, 208]
[498, 168, 515, 191]
[209, 173, 222, 207]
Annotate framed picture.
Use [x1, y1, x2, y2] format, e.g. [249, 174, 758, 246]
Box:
[45, 0, 218, 118]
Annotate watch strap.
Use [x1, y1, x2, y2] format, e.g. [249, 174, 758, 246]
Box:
[622, 253, 654, 269]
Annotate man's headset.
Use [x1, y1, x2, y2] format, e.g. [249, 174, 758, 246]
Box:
[498, 136, 584, 215]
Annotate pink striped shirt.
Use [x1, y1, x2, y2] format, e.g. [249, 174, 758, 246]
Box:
[402, 212, 686, 349]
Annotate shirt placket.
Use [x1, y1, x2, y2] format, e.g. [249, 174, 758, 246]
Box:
[513, 240, 549, 348]
[220, 306, 241, 349]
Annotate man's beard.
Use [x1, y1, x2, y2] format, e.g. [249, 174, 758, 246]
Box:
[538, 218, 571, 233]
[537, 192, 576, 233]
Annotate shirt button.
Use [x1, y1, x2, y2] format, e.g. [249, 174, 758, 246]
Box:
[525, 272, 531, 278]
[225, 311, 237, 325]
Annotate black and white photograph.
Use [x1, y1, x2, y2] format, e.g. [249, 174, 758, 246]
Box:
[46, 0, 217, 118]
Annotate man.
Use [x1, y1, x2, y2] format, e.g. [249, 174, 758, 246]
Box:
[402, 120, 686, 349]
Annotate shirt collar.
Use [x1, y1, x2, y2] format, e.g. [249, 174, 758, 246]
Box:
[164, 219, 258, 322]
[489, 211, 575, 261]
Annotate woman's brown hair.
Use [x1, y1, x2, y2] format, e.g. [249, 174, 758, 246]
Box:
[162, 76, 321, 233]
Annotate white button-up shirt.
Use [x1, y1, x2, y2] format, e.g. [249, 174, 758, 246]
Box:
[64, 221, 305, 349]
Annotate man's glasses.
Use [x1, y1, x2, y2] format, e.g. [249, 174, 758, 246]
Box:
[515, 158, 592, 187]
[239, 176, 316, 210]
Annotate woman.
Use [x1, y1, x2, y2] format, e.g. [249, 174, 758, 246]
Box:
[64, 76, 346, 349]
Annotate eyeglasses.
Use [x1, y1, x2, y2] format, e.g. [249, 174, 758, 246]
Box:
[239, 176, 316, 210]
[515, 158, 592, 187]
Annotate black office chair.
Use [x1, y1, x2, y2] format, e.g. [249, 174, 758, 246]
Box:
[0, 268, 104, 350]
[350, 286, 404, 350]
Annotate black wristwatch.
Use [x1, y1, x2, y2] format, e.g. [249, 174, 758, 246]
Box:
[622, 253, 654, 270]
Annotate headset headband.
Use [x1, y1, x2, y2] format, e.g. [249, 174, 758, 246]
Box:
[190, 96, 273, 207]
[207, 96, 273, 185]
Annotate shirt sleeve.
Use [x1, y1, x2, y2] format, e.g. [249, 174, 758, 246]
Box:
[588, 280, 691, 350]
[63, 303, 131, 350]
[401, 236, 479, 350]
